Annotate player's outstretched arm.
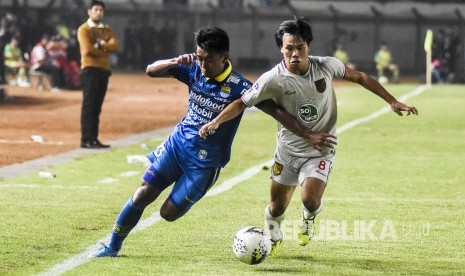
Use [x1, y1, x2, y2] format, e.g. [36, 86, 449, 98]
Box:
[146, 53, 196, 78]
[199, 99, 247, 139]
[344, 67, 419, 116]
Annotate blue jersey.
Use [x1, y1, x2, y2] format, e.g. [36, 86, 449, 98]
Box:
[166, 60, 252, 168]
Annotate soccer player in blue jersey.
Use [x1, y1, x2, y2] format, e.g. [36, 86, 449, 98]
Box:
[89, 26, 310, 258]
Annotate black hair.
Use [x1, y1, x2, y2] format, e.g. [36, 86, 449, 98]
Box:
[194, 26, 229, 54]
[274, 16, 313, 48]
[88, 0, 105, 10]
[41, 34, 50, 41]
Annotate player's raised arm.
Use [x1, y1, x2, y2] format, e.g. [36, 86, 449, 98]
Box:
[343, 67, 419, 116]
[146, 53, 196, 78]
[199, 99, 247, 139]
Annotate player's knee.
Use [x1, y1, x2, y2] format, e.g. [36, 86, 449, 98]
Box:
[269, 202, 286, 217]
[160, 208, 183, 222]
[160, 210, 178, 222]
[132, 182, 158, 208]
[302, 197, 321, 213]
[160, 200, 186, 222]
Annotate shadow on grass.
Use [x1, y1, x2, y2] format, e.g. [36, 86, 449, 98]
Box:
[255, 253, 389, 274]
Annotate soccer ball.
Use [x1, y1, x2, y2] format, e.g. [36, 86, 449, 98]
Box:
[378, 75, 389, 85]
[232, 226, 271, 265]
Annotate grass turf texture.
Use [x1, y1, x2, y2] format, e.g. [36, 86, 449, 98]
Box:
[0, 84, 464, 275]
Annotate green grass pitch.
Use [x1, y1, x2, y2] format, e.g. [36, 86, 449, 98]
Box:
[1, 84, 464, 275]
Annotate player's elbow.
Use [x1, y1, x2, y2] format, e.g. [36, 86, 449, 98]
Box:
[146, 65, 153, 76]
[355, 71, 371, 85]
[365, 72, 379, 85]
[146, 62, 164, 77]
[233, 99, 247, 113]
[146, 64, 157, 77]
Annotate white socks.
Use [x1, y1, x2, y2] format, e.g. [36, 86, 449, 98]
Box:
[264, 205, 285, 241]
[303, 202, 323, 220]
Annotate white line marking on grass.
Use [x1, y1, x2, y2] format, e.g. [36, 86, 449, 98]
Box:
[0, 184, 98, 189]
[337, 85, 427, 135]
[0, 184, 39, 188]
[120, 171, 141, 177]
[37, 212, 163, 276]
[99, 178, 119, 184]
[0, 139, 65, 145]
[206, 160, 273, 197]
[36, 162, 270, 276]
[37, 85, 427, 275]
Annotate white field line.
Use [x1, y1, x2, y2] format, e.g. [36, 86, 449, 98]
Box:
[0, 184, 98, 189]
[337, 85, 427, 134]
[36, 160, 271, 276]
[36, 85, 427, 276]
[0, 139, 65, 145]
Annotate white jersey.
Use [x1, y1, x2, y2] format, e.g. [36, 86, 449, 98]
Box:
[242, 56, 345, 158]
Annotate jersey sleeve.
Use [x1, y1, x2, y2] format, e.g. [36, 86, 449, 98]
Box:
[241, 70, 277, 107]
[324, 57, 346, 79]
[167, 63, 194, 85]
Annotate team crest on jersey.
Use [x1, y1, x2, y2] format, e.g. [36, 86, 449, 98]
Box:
[298, 104, 319, 122]
[198, 150, 208, 160]
[220, 85, 231, 98]
[113, 224, 121, 233]
[272, 162, 283, 176]
[314, 78, 326, 93]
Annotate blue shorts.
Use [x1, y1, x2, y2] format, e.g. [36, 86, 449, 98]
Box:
[143, 139, 221, 211]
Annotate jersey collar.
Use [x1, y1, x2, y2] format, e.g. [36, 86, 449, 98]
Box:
[281, 57, 311, 76]
[204, 60, 232, 82]
[87, 19, 104, 28]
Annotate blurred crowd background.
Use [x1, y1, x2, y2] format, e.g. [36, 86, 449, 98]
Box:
[0, 0, 464, 88]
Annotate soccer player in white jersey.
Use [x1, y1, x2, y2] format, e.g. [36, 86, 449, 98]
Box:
[199, 17, 418, 257]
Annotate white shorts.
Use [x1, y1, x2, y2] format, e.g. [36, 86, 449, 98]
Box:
[270, 146, 335, 186]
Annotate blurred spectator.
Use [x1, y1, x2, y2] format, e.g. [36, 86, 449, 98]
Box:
[46, 35, 67, 89]
[433, 28, 459, 83]
[374, 43, 399, 84]
[1, 14, 15, 101]
[65, 29, 81, 89]
[333, 44, 355, 70]
[431, 58, 443, 84]
[56, 22, 70, 41]
[30, 34, 64, 90]
[67, 29, 80, 64]
[4, 36, 30, 87]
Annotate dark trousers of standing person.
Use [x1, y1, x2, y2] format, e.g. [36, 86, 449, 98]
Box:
[0, 53, 6, 100]
[80, 67, 111, 147]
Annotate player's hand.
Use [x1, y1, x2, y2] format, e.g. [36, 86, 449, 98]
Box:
[175, 53, 196, 65]
[199, 121, 219, 139]
[390, 101, 419, 116]
[303, 131, 337, 151]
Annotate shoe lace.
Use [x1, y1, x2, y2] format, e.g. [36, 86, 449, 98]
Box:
[301, 217, 315, 235]
[99, 242, 112, 252]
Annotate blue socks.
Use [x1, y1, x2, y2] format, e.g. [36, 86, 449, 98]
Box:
[109, 197, 144, 252]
